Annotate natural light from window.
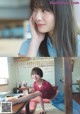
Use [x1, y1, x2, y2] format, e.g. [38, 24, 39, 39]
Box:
[0, 57, 9, 78]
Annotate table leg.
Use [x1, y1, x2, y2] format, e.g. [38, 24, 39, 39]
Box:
[25, 101, 30, 114]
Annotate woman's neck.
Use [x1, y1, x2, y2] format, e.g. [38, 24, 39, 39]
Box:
[36, 79, 43, 87]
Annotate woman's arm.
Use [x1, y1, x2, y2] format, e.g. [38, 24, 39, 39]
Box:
[39, 96, 46, 114]
[8, 91, 46, 113]
[27, 38, 42, 57]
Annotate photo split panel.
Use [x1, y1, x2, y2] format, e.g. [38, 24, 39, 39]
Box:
[0, 0, 80, 114]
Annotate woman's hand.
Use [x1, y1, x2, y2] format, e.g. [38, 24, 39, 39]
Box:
[27, 16, 45, 57]
[29, 16, 45, 43]
[38, 110, 46, 114]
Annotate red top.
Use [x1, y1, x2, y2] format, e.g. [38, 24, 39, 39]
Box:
[33, 79, 57, 99]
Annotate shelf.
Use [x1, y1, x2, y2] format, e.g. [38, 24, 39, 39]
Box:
[0, 19, 25, 39]
[0, 19, 24, 22]
[14, 57, 30, 62]
[0, 19, 24, 28]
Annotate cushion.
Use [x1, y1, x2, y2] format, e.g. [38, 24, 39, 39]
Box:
[30, 97, 50, 103]
[29, 101, 36, 111]
[20, 101, 36, 113]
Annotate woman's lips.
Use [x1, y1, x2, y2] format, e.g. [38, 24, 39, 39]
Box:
[37, 24, 45, 27]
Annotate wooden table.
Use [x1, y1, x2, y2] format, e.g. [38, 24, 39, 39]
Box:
[0, 101, 29, 114]
[12, 100, 30, 114]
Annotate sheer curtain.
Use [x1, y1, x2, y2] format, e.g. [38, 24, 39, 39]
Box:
[0, 57, 9, 85]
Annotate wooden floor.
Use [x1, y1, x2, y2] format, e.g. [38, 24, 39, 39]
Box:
[34, 103, 65, 114]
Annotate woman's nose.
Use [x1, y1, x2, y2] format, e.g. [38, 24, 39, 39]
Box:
[33, 74, 36, 78]
[35, 11, 42, 21]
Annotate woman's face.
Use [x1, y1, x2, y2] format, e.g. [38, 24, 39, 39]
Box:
[32, 8, 55, 33]
[31, 73, 41, 82]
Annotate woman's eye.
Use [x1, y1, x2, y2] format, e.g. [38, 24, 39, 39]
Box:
[42, 8, 50, 13]
[33, 8, 37, 12]
[42, 9, 46, 12]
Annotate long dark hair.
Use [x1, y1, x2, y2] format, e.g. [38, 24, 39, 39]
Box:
[30, 0, 79, 57]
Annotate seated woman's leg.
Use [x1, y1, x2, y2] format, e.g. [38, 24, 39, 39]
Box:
[55, 103, 65, 111]
[73, 109, 80, 114]
[51, 92, 80, 112]
[54, 99, 80, 112]
[51, 91, 65, 111]
[73, 100, 80, 112]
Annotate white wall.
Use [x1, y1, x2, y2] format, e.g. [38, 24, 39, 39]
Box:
[55, 58, 64, 91]
[0, 7, 30, 19]
[0, 0, 30, 19]
[73, 0, 80, 28]
[8, 58, 16, 90]
[72, 58, 80, 82]
[72, 57, 80, 92]
[15, 58, 55, 86]
[0, 0, 29, 7]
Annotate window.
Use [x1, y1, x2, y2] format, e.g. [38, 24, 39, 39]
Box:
[0, 57, 9, 85]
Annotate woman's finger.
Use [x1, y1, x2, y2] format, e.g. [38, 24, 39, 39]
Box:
[39, 111, 46, 114]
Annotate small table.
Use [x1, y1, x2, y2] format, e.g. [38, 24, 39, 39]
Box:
[0, 101, 29, 114]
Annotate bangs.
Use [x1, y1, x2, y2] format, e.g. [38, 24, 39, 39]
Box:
[30, 0, 55, 12]
[31, 70, 38, 75]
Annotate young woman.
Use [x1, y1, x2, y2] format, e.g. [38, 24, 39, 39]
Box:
[18, 0, 80, 57]
[8, 67, 80, 114]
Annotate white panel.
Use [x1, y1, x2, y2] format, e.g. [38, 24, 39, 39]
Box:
[73, 0, 80, 28]
[19, 0, 30, 7]
[0, 0, 29, 7]
[0, 78, 8, 85]
[15, 59, 55, 86]
[0, 0, 19, 7]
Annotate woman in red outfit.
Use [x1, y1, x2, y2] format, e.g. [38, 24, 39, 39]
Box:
[8, 67, 57, 114]
[32, 67, 57, 99]
[31, 67, 57, 113]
